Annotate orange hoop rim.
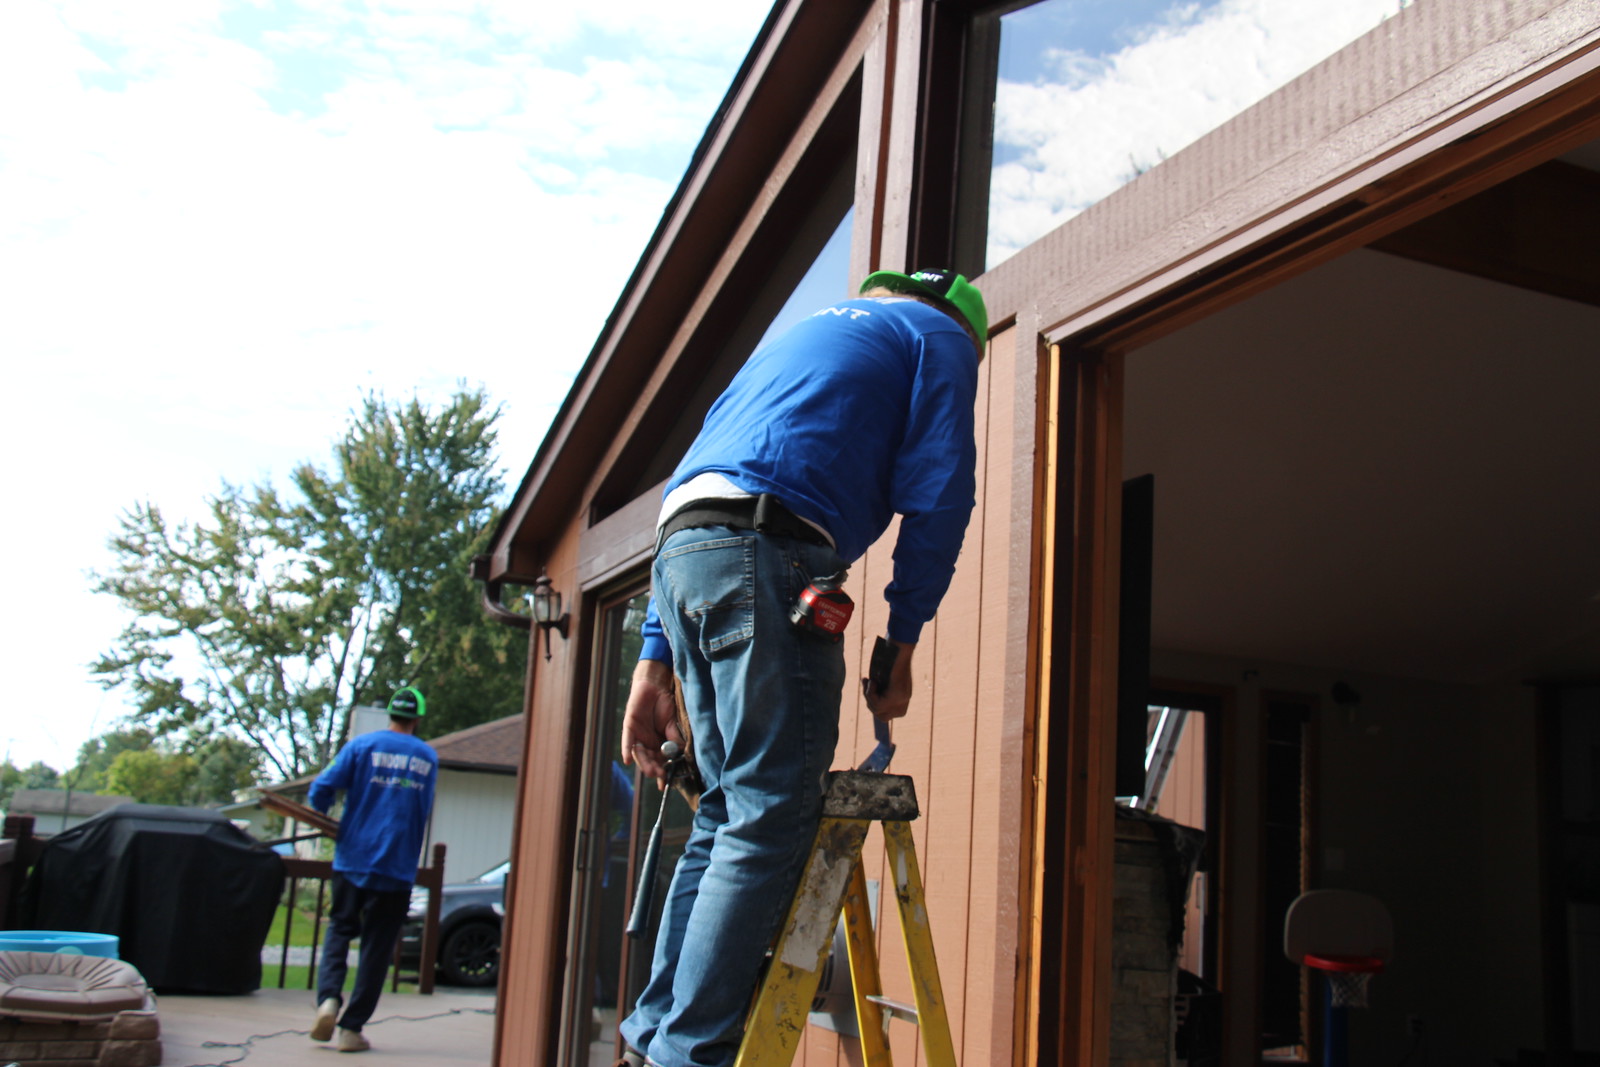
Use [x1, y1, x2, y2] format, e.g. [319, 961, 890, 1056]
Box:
[1302, 953, 1385, 974]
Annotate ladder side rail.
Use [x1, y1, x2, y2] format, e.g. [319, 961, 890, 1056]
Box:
[735, 817, 872, 1067]
[882, 819, 958, 1067]
[843, 859, 893, 1066]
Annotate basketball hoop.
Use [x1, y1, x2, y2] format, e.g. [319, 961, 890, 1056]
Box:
[1285, 891, 1393, 1067]
[1303, 953, 1384, 1009]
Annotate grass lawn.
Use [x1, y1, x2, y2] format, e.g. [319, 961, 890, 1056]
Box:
[261, 894, 420, 994]
[267, 901, 326, 948]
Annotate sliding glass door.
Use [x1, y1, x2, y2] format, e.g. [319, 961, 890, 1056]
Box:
[560, 586, 695, 1067]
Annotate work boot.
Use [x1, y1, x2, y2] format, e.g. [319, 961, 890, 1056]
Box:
[336, 1027, 371, 1053]
[310, 998, 340, 1042]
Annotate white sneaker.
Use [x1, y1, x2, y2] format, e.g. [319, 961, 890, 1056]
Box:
[310, 998, 339, 1042]
[336, 1028, 371, 1053]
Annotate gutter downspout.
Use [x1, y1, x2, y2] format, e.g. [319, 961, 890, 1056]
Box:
[471, 555, 532, 630]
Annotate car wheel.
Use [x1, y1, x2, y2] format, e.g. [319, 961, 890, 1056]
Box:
[438, 919, 500, 987]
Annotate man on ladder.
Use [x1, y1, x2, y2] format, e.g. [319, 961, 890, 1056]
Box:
[617, 267, 988, 1067]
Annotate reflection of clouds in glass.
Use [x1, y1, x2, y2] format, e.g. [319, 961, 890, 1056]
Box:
[988, 0, 1410, 268]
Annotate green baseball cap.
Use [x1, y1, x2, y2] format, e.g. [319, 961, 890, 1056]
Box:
[388, 686, 427, 718]
[859, 267, 988, 348]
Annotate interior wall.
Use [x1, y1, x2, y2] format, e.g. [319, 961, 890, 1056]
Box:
[1152, 648, 1544, 1065]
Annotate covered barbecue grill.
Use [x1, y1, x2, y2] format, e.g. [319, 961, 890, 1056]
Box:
[22, 803, 284, 994]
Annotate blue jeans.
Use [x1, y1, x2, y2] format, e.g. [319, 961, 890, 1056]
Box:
[620, 526, 846, 1067]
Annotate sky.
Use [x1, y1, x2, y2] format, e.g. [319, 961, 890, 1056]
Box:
[0, 0, 772, 773]
[986, 0, 1411, 266]
[0, 0, 1414, 777]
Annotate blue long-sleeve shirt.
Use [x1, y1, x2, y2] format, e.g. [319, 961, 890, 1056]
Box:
[640, 296, 979, 661]
[309, 728, 438, 892]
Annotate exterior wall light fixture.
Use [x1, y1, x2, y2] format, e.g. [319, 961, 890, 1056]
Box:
[531, 575, 570, 660]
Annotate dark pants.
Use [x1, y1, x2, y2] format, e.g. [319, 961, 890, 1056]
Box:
[316, 875, 409, 1032]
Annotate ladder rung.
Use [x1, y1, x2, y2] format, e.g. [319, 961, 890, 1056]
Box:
[864, 995, 918, 1025]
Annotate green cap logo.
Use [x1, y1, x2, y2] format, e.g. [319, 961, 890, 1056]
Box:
[388, 686, 426, 718]
[859, 266, 988, 351]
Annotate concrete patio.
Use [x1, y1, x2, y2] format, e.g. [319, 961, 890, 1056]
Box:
[155, 987, 496, 1066]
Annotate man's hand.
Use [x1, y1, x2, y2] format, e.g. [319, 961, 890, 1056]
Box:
[864, 640, 916, 721]
[621, 658, 682, 781]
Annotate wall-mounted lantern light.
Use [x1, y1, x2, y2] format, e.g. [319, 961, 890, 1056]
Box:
[531, 575, 570, 660]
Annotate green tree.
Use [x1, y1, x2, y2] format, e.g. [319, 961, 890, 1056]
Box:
[92, 389, 530, 782]
[69, 729, 259, 807]
[69, 729, 156, 794]
[103, 748, 198, 806]
[0, 760, 62, 811]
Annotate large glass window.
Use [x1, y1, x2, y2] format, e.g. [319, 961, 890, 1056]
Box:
[561, 589, 693, 1067]
[973, 0, 1414, 269]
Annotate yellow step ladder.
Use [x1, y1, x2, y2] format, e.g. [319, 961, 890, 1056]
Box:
[733, 771, 956, 1066]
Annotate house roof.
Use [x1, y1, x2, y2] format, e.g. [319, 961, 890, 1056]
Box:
[258, 715, 528, 795]
[484, 0, 871, 581]
[430, 714, 524, 774]
[7, 789, 132, 819]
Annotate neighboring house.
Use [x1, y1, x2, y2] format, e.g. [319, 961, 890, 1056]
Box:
[479, 2, 1600, 1066]
[237, 714, 524, 884]
[5, 789, 132, 835]
[423, 715, 523, 883]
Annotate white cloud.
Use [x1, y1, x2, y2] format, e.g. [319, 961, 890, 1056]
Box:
[988, 0, 1408, 264]
[0, 0, 769, 772]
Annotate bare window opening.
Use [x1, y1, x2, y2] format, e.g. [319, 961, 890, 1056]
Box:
[963, 0, 1416, 270]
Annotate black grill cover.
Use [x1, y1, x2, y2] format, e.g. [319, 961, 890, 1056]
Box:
[22, 803, 285, 994]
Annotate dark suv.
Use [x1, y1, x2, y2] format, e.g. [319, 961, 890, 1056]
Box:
[401, 860, 507, 987]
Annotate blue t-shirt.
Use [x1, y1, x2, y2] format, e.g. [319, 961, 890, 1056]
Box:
[309, 729, 438, 892]
[640, 296, 978, 660]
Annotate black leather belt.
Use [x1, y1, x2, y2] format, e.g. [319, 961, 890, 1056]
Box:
[656, 494, 831, 552]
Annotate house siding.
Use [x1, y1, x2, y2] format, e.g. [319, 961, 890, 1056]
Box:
[428, 768, 517, 885]
[489, 1, 1600, 1063]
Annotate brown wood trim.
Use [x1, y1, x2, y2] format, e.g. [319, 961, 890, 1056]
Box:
[1371, 157, 1600, 308]
[489, 2, 878, 580]
[852, 0, 894, 284]
[878, 0, 928, 272]
[577, 478, 666, 592]
[1044, 35, 1600, 354]
[1034, 342, 1123, 1066]
[492, 583, 584, 1065]
[490, 625, 539, 1065]
[1020, 327, 1061, 1067]
[937, 0, 1600, 354]
[581, 44, 869, 521]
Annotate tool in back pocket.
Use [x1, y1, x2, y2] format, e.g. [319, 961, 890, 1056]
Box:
[789, 569, 853, 640]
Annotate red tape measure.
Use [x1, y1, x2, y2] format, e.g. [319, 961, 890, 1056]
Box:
[790, 575, 853, 640]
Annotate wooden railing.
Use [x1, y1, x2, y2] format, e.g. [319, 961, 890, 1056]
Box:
[0, 815, 45, 929]
[273, 842, 446, 995]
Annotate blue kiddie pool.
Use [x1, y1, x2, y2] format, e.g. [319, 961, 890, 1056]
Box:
[0, 931, 120, 959]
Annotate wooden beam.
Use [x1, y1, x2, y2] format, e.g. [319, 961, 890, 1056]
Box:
[853, 0, 894, 285]
[1043, 42, 1600, 355]
[1371, 158, 1600, 307]
[1034, 343, 1122, 1067]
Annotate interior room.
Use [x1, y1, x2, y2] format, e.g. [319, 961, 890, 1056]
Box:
[1121, 139, 1600, 1064]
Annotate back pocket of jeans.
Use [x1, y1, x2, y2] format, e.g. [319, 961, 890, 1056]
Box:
[661, 535, 755, 656]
